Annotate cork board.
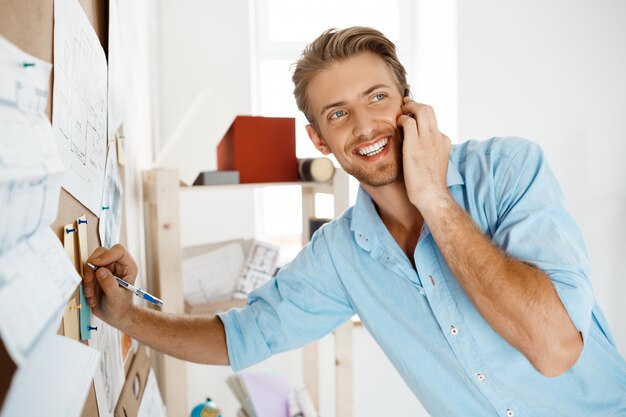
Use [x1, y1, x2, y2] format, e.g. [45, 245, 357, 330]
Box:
[0, 1, 133, 416]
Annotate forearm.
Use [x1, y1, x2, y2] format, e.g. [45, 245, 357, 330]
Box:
[108, 305, 230, 366]
[419, 192, 582, 375]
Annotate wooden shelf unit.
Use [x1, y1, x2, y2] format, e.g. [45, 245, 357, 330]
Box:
[143, 168, 353, 417]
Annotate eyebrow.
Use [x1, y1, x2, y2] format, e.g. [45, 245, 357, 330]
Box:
[318, 83, 393, 118]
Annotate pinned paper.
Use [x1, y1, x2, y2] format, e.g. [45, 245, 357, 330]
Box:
[76, 214, 89, 275]
[0, 229, 81, 365]
[0, 331, 100, 417]
[116, 133, 126, 165]
[99, 143, 122, 248]
[52, 0, 108, 216]
[63, 223, 78, 272]
[62, 299, 80, 340]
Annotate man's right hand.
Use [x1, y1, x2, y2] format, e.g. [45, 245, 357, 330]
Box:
[83, 244, 229, 366]
[83, 244, 138, 326]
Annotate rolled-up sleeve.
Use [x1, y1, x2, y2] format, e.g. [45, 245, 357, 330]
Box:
[491, 140, 594, 340]
[219, 228, 355, 371]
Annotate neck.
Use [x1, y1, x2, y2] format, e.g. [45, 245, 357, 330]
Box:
[362, 180, 423, 265]
[361, 180, 423, 236]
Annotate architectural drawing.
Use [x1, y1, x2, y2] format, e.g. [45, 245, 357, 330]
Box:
[52, 0, 108, 216]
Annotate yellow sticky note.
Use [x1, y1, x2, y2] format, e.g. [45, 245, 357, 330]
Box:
[62, 300, 80, 340]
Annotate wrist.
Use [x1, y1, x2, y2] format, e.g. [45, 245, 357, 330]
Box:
[411, 188, 453, 215]
[107, 302, 140, 331]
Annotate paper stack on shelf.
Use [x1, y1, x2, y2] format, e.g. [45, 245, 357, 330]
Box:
[182, 239, 279, 307]
[182, 239, 246, 305]
[234, 240, 279, 299]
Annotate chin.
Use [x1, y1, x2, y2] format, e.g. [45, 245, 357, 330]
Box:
[349, 164, 400, 187]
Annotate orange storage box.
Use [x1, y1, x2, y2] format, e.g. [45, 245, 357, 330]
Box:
[217, 116, 298, 183]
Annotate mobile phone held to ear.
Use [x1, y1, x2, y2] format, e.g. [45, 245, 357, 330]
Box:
[402, 88, 414, 120]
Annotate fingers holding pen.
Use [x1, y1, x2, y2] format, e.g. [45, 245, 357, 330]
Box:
[82, 260, 98, 307]
[86, 243, 138, 284]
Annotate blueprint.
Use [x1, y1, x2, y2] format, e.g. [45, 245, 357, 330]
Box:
[52, 0, 108, 216]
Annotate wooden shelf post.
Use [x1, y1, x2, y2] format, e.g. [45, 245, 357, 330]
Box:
[143, 169, 188, 417]
[302, 169, 353, 417]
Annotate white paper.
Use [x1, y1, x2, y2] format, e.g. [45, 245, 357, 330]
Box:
[98, 143, 122, 248]
[0, 228, 82, 365]
[0, 332, 100, 417]
[183, 242, 244, 305]
[107, 0, 125, 137]
[137, 369, 168, 417]
[235, 241, 279, 298]
[52, 0, 108, 216]
[89, 316, 125, 417]
[0, 36, 64, 257]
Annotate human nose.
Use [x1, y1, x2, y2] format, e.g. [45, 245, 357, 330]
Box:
[351, 106, 376, 139]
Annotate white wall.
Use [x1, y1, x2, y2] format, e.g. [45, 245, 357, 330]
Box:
[158, 0, 253, 155]
[115, 0, 160, 293]
[457, 0, 626, 354]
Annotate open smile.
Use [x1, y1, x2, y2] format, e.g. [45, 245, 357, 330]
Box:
[354, 136, 390, 158]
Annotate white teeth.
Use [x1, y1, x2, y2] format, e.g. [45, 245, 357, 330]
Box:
[357, 138, 388, 156]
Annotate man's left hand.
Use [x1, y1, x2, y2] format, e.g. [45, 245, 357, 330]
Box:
[397, 99, 452, 210]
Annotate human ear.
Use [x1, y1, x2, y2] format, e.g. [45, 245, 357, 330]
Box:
[306, 124, 331, 155]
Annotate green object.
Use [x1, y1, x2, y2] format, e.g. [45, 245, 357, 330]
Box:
[79, 284, 93, 340]
[190, 398, 222, 417]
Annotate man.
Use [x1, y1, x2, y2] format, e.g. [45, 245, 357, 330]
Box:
[84, 27, 626, 416]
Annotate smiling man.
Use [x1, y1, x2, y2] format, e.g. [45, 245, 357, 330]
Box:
[83, 27, 626, 416]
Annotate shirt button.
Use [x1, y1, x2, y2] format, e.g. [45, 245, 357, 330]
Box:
[476, 373, 486, 381]
[506, 409, 514, 417]
[450, 325, 458, 335]
[418, 288, 425, 295]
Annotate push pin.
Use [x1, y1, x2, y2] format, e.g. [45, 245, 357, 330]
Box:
[65, 227, 77, 234]
[78, 218, 88, 225]
[102, 206, 110, 211]
[22, 62, 35, 68]
[88, 326, 98, 331]
[69, 304, 82, 311]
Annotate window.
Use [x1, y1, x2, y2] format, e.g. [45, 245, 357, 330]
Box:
[251, 0, 416, 247]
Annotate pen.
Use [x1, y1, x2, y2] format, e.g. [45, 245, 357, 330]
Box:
[86, 262, 163, 307]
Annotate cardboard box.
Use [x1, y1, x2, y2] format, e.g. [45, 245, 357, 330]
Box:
[217, 116, 298, 183]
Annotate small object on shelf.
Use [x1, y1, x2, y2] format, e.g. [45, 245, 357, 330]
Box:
[217, 116, 298, 183]
[298, 157, 335, 183]
[308, 217, 331, 240]
[190, 397, 222, 417]
[193, 170, 240, 186]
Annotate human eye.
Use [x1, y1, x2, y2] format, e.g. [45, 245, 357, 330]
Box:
[371, 92, 387, 102]
[328, 109, 347, 120]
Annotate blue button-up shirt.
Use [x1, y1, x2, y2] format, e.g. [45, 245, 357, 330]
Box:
[220, 137, 626, 417]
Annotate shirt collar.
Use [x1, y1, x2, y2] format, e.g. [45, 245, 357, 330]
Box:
[350, 158, 464, 246]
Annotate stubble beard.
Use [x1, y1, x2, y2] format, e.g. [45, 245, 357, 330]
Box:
[344, 159, 400, 187]
[337, 129, 403, 187]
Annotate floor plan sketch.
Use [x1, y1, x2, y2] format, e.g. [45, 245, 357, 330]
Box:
[52, 0, 107, 216]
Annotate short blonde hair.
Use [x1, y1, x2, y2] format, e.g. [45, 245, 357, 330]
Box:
[292, 27, 408, 126]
